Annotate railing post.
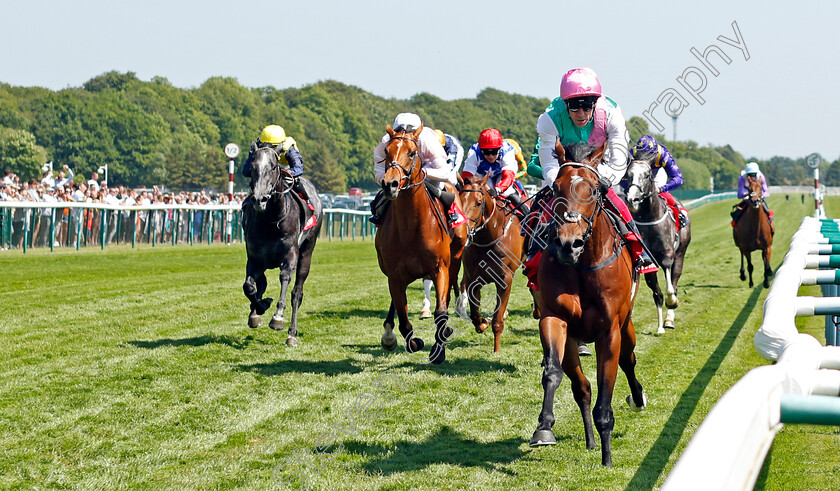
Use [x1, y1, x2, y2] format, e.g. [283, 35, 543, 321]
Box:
[100, 209, 107, 250]
[49, 209, 56, 252]
[23, 208, 30, 254]
[151, 210, 157, 247]
[75, 210, 82, 250]
[189, 210, 194, 246]
[132, 210, 137, 248]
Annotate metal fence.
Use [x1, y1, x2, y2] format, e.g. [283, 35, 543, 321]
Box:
[0, 202, 243, 252]
[0, 203, 380, 252]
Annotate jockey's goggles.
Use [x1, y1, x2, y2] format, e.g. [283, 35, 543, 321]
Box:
[566, 99, 595, 112]
[481, 148, 501, 156]
[393, 124, 418, 133]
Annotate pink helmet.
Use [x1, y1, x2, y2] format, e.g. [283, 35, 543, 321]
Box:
[560, 67, 602, 100]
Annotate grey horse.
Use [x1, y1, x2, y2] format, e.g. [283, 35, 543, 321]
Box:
[242, 142, 322, 346]
[624, 160, 691, 333]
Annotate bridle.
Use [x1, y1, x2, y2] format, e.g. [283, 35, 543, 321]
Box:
[252, 146, 294, 198]
[384, 135, 426, 190]
[626, 161, 654, 202]
[461, 185, 512, 247]
[627, 161, 671, 226]
[747, 175, 763, 207]
[555, 162, 603, 244]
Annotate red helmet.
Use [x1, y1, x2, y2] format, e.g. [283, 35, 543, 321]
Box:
[478, 128, 503, 149]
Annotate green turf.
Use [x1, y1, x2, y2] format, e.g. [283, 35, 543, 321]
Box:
[0, 194, 837, 490]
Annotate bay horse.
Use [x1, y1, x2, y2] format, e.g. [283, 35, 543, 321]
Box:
[624, 160, 692, 333]
[458, 174, 525, 352]
[242, 142, 323, 346]
[374, 125, 467, 364]
[733, 174, 773, 288]
[529, 143, 646, 467]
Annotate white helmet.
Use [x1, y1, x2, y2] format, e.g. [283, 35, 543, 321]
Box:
[745, 162, 760, 174]
[393, 113, 422, 132]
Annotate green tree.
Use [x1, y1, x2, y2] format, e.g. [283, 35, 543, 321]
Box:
[0, 126, 47, 180]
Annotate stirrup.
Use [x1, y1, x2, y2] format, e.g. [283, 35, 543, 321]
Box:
[448, 211, 467, 228]
[635, 253, 658, 274]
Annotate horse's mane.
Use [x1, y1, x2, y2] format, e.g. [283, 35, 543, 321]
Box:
[564, 143, 600, 163]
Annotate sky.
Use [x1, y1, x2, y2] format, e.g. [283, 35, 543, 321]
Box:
[2, 0, 839, 163]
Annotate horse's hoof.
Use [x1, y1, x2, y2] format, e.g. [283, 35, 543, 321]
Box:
[285, 336, 298, 347]
[248, 315, 262, 328]
[529, 429, 557, 446]
[763, 279, 771, 288]
[407, 337, 425, 353]
[269, 317, 285, 331]
[503, 309, 509, 320]
[429, 343, 446, 364]
[664, 320, 675, 329]
[531, 303, 541, 319]
[578, 343, 592, 357]
[381, 334, 397, 351]
[657, 326, 666, 334]
[475, 321, 488, 334]
[740, 273, 746, 282]
[255, 297, 274, 316]
[419, 309, 432, 320]
[626, 393, 648, 411]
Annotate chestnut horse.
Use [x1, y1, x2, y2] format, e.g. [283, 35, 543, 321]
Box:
[374, 125, 467, 364]
[733, 175, 773, 288]
[624, 160, 692, 333]
[529, 143, 646, 467]
[458, 174, 525, 352]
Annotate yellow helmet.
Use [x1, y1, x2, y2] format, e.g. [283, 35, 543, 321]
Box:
[434, 129, 446, 147]
[259, 125, 286, 145]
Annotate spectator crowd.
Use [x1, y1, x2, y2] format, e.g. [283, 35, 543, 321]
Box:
[1, 167, 247, 250]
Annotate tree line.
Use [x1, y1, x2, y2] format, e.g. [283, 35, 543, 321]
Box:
[0, 71, 835, 194]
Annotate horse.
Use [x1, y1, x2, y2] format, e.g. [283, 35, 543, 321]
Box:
[529, 142, 646, 467]
[374, 124, 467, 364]
[458, 174, 525, 352]
[733, 174, 773, 288]
[624, 160, 692, 333]
[241, 142, 323, 346]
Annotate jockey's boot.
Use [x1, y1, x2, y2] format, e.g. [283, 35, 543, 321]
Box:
[678, 209, 688, 228]
[506, 192, 531, 222]
[731, 201, 746, 227]
[626, 221, 658, 274]
[369, 190, 386, 225]
[292, 178, 318, 231]
[763, 203, 775, 236]
[424, 181, 466, 228]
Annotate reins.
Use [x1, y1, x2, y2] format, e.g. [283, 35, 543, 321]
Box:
[552, 162, 623, 270]
[461, 186, 515, 248]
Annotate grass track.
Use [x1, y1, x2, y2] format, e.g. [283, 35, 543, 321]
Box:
[1, 194, 838, 490]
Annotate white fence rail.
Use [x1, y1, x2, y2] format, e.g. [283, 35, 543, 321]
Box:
[663, 216, 840, 490]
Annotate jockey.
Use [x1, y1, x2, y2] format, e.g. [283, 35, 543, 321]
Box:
[528, 67, 657, 274]
[370, 113, 467, 227]
[434, 129, 465, 176]
[731, 161, 774, 234]
[626, 135, 688, 228]
[242, 124, 318, 230]
[461, 129, 530, 220]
